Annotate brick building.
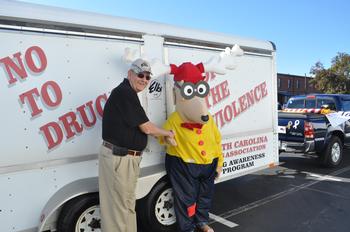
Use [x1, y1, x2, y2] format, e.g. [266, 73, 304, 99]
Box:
[277, 73, 320, 104]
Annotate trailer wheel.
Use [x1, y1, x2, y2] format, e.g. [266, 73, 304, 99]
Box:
[321, 136, 343, 168]
[137, 178, 177, 232]
[57, 193, 101, 232]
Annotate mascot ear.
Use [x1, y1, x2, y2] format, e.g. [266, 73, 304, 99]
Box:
[170, 64, 178, 75]
[195, 63, 205, 73]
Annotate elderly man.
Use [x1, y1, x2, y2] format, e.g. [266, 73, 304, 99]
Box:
[99, 58, 175, 232]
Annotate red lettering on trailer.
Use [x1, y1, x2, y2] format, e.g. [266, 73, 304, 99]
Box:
[19, 88, 43, 117]
[59, 112, 84, 139]
[0, 46, 47, 85]
[77, 101, 97, 127]
[238, 94, 248, 112]
[19, 80, 62, 117]
[0, 52, 26, 84]
[223, 104, 233, 122]
[41, 81, 62, 107]
[214, 109, 225, 127]
[95, 94, 108, 117]
[39, 122, 63, 150]
[203, 72, 216, 82]
[213, 81, 268, 128]
[25, 46, 48, 73]
[39, 93, 108, 150]
[206, 80, 230, 108]
[222, 142, 233, 150]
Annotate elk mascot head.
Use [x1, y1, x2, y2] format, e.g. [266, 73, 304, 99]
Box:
[164, 45, 243, 127]
[170, 62, 210, 126]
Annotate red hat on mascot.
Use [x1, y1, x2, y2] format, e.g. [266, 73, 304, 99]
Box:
[170, 62, 205, 84]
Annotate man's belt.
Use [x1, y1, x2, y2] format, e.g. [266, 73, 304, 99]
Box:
[103, 141, 142, 156]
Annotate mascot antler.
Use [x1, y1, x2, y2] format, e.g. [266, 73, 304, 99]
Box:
[122, 47, 139, 64]
[203, 44, 244, 75]
[122, 44, 243, 78]
[150, 58, 172, 78]
[122, 48, 171, 77]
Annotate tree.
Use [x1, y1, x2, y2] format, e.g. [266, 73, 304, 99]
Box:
[310, 52, 350, 94]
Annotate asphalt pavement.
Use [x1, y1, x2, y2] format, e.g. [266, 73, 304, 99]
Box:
[138, 151, 350, 232]
[208, 151, 350, 232]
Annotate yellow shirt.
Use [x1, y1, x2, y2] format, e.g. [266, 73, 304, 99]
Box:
[160, 111, 223, 167]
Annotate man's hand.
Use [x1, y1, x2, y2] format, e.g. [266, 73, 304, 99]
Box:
[215, 165, 223, 180]
[165, 130, 177, 146]
[168, 130, 175, 138]
[165, 137, 177, 146]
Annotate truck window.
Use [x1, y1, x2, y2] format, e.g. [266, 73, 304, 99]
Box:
[286, 98, 304, 108]
[342, 100, 350, 111]
[305, 99, 316, 108]
[316, 98, 337, 110]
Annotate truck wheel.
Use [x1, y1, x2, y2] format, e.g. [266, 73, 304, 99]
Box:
[57, 193, 101, 232]
[321, 136, 343, 168]
[137, 178, 177, 232]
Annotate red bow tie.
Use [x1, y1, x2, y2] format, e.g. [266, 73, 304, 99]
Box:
[181, 123, 203, 130]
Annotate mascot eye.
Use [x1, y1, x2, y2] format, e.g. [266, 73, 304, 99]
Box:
[197, 84, 207, 94]
[180, 83, 196, 99]
[195, 81, 210, 97]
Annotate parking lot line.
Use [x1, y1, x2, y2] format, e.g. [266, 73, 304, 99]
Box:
[303, 171, 350, 182]
[290, 184, 349, 199]
[209, 213, 239, 228]
[214, 165, 350, 221]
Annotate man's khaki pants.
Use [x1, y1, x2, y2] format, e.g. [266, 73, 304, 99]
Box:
[99, 145, 142, 232]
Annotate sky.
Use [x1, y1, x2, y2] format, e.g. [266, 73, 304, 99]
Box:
[18, 0, 350, 77]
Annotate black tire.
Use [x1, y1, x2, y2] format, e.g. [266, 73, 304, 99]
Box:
[137, 178, 177, 232]
[321, 136, 343, 168]
[57, 193, 100, 232]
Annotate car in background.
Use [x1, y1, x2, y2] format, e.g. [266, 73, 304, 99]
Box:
[278, 94, 350, 167]
[285, 94, 350, 111]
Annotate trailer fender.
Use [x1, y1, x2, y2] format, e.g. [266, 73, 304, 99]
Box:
[38, 177, 98, 231]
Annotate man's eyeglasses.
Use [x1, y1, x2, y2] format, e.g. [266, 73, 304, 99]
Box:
[137, 73, 151, 81]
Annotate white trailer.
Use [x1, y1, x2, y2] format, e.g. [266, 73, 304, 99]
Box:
[0, 1, 279, 231]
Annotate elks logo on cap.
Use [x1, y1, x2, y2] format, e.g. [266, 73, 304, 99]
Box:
[131, 58, 152, 74]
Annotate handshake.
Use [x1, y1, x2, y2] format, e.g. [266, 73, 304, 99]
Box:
[164, 130, 177, 146]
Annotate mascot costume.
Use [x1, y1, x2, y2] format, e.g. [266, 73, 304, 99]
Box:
[123, 45, 243, 232]
[161, 45, 243, 232]
[162, 62, 222, 232]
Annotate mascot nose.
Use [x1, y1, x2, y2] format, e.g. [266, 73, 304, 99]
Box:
[201, 115, 209, 122]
